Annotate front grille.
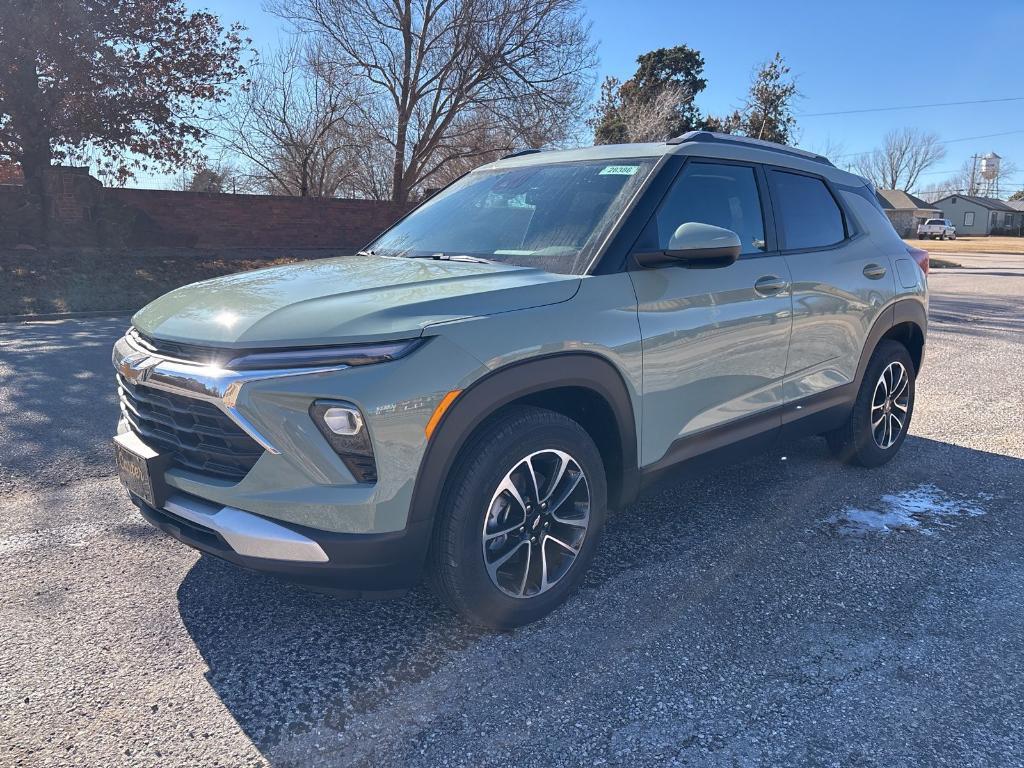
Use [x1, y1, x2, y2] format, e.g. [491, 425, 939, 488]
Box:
[128, 327, 234, 366]
[117, 375, 264, 482]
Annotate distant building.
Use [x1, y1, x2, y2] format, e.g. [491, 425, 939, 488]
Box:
[875, 189, 941, 238]
[930, 194, 1024, 236]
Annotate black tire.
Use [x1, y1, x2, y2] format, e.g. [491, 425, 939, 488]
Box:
[429, 405, 607, 629]
[826, 340, 916, 467]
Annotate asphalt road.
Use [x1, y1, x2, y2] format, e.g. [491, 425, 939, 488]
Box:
[2, 259, 1024, 767]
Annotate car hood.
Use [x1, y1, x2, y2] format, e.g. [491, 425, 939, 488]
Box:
[131, 254, 580, 347]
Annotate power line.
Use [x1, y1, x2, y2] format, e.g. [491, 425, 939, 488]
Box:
[800, 96, 1024, 117]
[831, 129, 1024, 160]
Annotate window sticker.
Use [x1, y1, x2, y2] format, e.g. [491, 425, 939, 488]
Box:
[599, 165, 640, 176]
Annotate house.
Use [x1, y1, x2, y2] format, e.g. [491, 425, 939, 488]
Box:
[874, 189, 941, 238]
[930, 194, 1024, 236]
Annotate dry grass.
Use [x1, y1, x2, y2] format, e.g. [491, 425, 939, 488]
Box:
[0, 247, 349, 317]
[903, 235, 1024, 255]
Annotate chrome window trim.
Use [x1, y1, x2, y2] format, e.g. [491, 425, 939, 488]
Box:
[113, 333, 349, 455]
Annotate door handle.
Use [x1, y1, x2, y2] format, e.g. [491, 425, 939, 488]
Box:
[863, 263, 887, 279]
[754, 275, 789, 296]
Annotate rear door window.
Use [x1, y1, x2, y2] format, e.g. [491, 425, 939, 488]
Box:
[768, 170, 846, 250]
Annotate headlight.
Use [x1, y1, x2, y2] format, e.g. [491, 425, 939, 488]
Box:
[225, 339, 424, 371]
[310, 400, 377, 483]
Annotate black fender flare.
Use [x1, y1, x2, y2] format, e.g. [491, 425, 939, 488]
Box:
[407, 352, 640, 527]
[853, 298, 927, 391]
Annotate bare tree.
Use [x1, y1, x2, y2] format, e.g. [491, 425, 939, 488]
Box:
[804, 136, 847, 167]
[217, 39, 363, 197]
[854, 128, 946, 192]
[270, 0, 597, 202]
[590, 76, 693, 144]
[172, 157, 253, 193]
[920, 155, 1020, 200]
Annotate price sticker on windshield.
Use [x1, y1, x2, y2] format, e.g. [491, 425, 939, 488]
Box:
[599, 165, 640, 176]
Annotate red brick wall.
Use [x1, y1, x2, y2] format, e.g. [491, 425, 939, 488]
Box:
[105, 188, 414, 249]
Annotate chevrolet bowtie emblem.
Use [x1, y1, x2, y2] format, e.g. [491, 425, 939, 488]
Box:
[117, 352, 160, 383]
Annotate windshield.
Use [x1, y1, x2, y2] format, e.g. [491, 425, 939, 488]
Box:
[369, 158, 658, 275]
[926, 219, 944, 225]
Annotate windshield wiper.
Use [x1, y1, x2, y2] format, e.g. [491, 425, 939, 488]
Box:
[429, 252, 495, 264]
[356, 249, 376, 257]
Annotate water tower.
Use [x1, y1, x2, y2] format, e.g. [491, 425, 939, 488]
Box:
[979, 152, 1001, 197]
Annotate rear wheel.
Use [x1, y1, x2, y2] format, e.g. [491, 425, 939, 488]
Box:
[429, 406, 607, 629]
[826, 340, 915, 467]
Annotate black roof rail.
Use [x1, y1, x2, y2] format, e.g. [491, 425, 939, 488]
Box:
[667, 131, 834, 167]
[501, 148, 543, 159]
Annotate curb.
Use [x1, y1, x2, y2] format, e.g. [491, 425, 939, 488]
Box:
[0, 309, 134, 324]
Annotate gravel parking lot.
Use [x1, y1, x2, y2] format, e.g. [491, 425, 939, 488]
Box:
[2, 259, 1023, 767]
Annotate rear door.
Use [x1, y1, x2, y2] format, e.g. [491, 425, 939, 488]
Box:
[629, 160, 793, 467]
[768, 169, 896, 411]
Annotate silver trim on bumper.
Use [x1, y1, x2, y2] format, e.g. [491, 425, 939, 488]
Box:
[112, 334, 348, 455]
[163, 494, 329, 563]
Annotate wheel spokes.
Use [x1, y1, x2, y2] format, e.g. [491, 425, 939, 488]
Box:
[539, 451, 570, 504]
[481, 448, 591, 599]
[871, 361, 911, 450]
[516, 542, 532, 597]
[523, 456, 542, 506]
[485, 539, 529, 583]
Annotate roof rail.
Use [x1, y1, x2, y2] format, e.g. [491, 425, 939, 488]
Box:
[667, 131, 834, 167]
[501, 148, 543, 159]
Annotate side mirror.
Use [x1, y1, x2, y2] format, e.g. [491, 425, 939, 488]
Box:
[634, 222, 742, 268]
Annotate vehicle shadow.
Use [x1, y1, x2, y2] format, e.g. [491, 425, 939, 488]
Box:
[175, 433, 1024, 763]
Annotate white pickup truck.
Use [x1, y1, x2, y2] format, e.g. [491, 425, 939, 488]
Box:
[917, 218, 956, 240]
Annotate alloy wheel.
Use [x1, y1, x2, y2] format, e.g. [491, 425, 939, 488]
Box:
[871, 361, 910, 449]
[481, 449, 590, 599]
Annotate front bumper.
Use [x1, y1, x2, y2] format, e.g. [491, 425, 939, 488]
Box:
[132, 491, 432, 595]
[111, 329, 484, 534]
[111, 327, 485, 591]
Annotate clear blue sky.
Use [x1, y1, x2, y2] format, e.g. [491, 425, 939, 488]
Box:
[182, 0, 1024, 194]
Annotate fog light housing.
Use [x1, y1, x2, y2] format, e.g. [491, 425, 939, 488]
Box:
[322, 406, 364, 436]
[310, 401, 377, 483]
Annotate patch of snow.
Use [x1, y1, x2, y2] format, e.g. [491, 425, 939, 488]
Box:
[826, 484, 987, 536]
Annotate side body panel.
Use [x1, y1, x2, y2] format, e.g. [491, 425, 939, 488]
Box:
[779, 184, 898, 404]
[629, 258, 793, 466]
[425, 273, 645, 430]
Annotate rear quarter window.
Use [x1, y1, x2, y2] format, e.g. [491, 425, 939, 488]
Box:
[768, 170, 846, 250]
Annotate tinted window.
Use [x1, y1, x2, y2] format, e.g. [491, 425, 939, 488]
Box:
[768, 170, 846, 250]
[654, 163, 767, 255]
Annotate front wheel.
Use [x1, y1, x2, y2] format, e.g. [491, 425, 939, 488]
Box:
[429, 406, 607, 629]
[826, 340, 916, 467]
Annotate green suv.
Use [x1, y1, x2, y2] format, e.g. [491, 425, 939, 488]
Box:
[112, 131, 928, 628]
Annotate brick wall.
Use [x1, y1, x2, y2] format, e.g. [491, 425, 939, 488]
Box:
[0, 167, 414, 249]
[105, 188, 413, 249]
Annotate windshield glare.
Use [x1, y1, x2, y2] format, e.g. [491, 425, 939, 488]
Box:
[369, 159, 657, 274]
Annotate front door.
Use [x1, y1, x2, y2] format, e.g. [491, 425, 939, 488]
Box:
[629, 161, 793, 468]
